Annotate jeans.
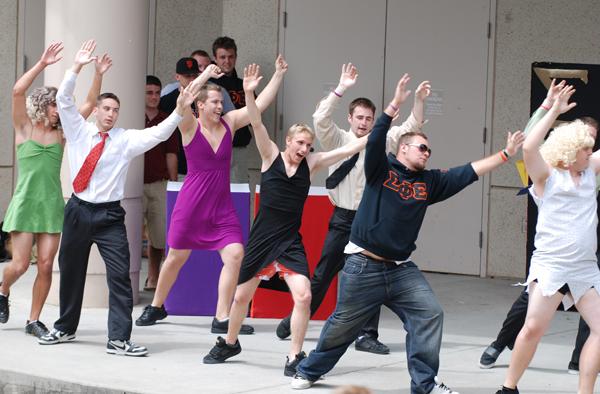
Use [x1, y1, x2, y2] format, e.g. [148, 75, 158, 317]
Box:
[297, 253, 443, 394]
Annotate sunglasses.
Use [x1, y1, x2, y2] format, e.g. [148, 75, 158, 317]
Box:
[407, 143, 432, 155]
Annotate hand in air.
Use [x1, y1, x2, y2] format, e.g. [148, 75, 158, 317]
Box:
[505, 130, 525, 156]
[243, 63, 263, 92]
[40, 42, 64, 66]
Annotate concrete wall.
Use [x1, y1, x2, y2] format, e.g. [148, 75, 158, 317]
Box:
[486, 0, 600, 278]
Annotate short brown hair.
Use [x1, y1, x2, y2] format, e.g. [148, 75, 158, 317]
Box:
[580, 116, 599, 131]
[196, 83, 222, 103]
[349, 97, 375, 116]
[97, 92, 120, 106]
[212, 36, 237, 57]
[399, 131, 428, 145]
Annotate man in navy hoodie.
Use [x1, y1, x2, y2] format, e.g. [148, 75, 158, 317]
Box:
[291, 74, 525, 394]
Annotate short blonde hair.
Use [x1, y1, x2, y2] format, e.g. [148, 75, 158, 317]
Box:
[196, 83, 222, 103]
[286, 123, 315, 139]
[540, 119, 595, 168]
[26, 86, 57, 127]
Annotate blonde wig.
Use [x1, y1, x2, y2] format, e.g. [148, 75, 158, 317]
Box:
[540, 119, 595, 168]
[25, 86, 58, 127]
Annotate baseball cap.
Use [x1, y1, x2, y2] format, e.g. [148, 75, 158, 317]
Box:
[176, 57, 199, 75]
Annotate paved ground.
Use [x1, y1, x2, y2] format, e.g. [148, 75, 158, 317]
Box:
[0, 262, 589, 394]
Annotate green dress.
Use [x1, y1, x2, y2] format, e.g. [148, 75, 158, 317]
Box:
[2, 140, 64, 233]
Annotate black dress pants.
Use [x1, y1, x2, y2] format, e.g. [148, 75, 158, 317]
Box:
[54, 195, 133, 340]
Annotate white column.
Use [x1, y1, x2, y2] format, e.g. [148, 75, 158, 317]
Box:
[45, 0, 149, 306]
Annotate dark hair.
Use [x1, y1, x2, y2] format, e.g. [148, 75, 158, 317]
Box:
[580, 116, 599, 131]
[146, 75, 162, 89]
[399, 131, 428, 145]
[190, 49, 210, 59]
[212, 36, 237, 57]
[349, 97, 376, 116]
[97, 92, 120, 106]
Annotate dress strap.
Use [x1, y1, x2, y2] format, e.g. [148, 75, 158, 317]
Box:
[219, 117, 232, 136]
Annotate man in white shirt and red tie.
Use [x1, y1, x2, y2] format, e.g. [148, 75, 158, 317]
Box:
[38, 40, 199, 356]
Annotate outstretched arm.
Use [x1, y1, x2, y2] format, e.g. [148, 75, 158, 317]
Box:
[178, 64, 224, 136]
[309, 134, 368, 176]
[244, 64, 279, 167]
[12, 42, 63, 136]
[523, 79, 566, 137]
[224, 54, 288, 131]
[387, 80, 430, 153]
[470, 130, 525, 176]
[79, 53, 113, 119]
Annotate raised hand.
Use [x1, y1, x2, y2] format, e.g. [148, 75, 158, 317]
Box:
[177, 82, 199, 109]
[205, 64, 224, 80]
[243, 63, 263, 93]
[545, 78, 566, 105]
[338, 63, 358, 90]
[505, 130, 525, 156]
[415, 80, 431, 102]
[275, 54, 288, 75]
[74, 39, 97, 66]
[40, 42, 64, 66]
[393, 74, 412, 105]
[552, 84, 577, 115]
[94, 53, 113, 75]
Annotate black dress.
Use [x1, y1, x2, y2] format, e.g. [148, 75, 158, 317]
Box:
[238, 153, 311, 290]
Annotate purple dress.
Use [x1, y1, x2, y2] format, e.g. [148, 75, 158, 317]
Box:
[168, 118, 243, 250]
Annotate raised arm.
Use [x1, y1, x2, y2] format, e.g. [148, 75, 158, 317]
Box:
[308, 134, 368, 176]
[178, 64, 224, 135]
[244, 64, 279, 168]
[224, 54, 288, 131]
[79, 53, 112, 119]
[12, 42, 63, 136]
[470, 130, 525, 176]
[523, 79, 565, 137]
[387, 80, 430, 153]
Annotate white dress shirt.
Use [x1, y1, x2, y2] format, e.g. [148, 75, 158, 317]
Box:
[57, 70, 183, 203]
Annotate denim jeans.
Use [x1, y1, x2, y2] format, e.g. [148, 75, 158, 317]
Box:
[297, 253, 443, 394]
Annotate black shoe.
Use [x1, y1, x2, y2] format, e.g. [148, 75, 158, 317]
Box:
[211, 317, 254, 335]
[0, 290, 9, 324]
[284, 351, 307, 376]
[135, 304, 167, 326]
[276, 316, 292, 340]
[355, 335, 390, 355]
[479, 345, 502, 369]
[106, 339, 148, 357]
[25, 320, 49, 338]
[495, 386, 519, 394]
[567, 361, 579, 375]
[203, 336, 241, 364]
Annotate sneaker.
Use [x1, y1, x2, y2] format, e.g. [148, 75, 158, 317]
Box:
[135, 304, 167, 326]
[479, 345, 502, 369]
[106, 339, 148, 357]
[430, 376, 460, 394]
[38, 328, 76, 345]
[276, 316, 292, 339]
[291, 373, 315, 390]
[355, 335, 390, 355]
[284, 351, 307, 376]
[567, 361, 579, 375]
[25, 320, 49, 338]
[203, 336, 241, 364]
[0, 291, 9, 324]
[495, 386, 519, 394]
[211, 317, 254, 335]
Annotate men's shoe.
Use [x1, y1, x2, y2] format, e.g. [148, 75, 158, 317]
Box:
[38, 328, 76, 345]
[106, 339, 148, 357]
[567, 361, 579, 375]
[0, 291, 9, 323]
[25, 320, 49, 338]
[211, 317, 254, 335]
[276, 316, 292, 339]
[430, 376, 460, 394]
[291, 373, 315, 390]
[479, 345, 502, 369]
[495, 386, 519, 394]
[355, 335, 390, 355]
[284, 351, 307, 376]
[203, 336, 241, 364]
[135, 304, 167, 326]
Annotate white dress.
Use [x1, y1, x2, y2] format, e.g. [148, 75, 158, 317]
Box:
[528, 167, 600, 309]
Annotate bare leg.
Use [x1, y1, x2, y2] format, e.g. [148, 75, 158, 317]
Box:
[284, 273, 312, 360]
[146, 245, 163, 288]
[574, 288, 600, 394]
[29, 233, 60, 321]
[225, 277, 261, 345]
[1, 232, 34, 295]
[215, 243, 244, 321]
[150, 247, 191, 306]
[503, 282, 563, 389]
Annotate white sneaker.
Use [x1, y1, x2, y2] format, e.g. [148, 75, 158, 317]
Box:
[106, 339, 148, 357]
[291, 374, 314, 390]
[430, 376, 459, 394]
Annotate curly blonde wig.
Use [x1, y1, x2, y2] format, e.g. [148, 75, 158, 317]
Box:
[540, 119, 595, 168]
[25, 86, 58, 127]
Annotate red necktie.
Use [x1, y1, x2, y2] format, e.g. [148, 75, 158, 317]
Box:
[72, 132, 109, 193]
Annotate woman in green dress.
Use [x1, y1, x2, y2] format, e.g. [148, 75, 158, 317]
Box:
[0, 43, 111, 338]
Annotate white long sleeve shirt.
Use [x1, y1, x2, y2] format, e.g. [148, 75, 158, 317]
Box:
[313, 93, 423, 210]
[57, 70, 183, 203]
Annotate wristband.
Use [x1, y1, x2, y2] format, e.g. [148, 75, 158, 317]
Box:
[389, 103, 399, 112]
[333, 89, 343, 98]
[540, 104, 551, 111]
[499, 150, 509, 162]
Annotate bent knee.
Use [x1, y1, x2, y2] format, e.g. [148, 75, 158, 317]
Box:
[293, 290, 312, 307]
[520, 322, 545, 341]
[233, 291, 253, 306]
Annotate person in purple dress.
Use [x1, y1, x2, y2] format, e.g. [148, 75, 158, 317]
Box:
[136, 56, 288, 335]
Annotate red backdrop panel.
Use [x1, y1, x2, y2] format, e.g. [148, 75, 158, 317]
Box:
[250, 188, 337, 320]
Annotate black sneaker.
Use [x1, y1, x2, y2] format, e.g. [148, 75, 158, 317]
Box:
[211, 317, 254, 335]
[203, 336, 241, 364]
[567, 361, 579, 375]
[38, 328, 76, 345]
[106, 339, 148, 357]
[0, 291, 9, 324]
[135, 304, 167, 326]
[276, 316, 292, 339]
[25, 320, 49, 338]
[479, 345, 502, 369]
[284, 351, 307, 376]
[355, 335, 390, 355]
[495, 386, 519, 394]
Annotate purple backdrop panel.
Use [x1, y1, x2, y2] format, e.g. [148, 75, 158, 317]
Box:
[163, 182, 250, 316]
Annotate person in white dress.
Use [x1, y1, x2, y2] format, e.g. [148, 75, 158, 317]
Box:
[496, 84, 600, 394]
